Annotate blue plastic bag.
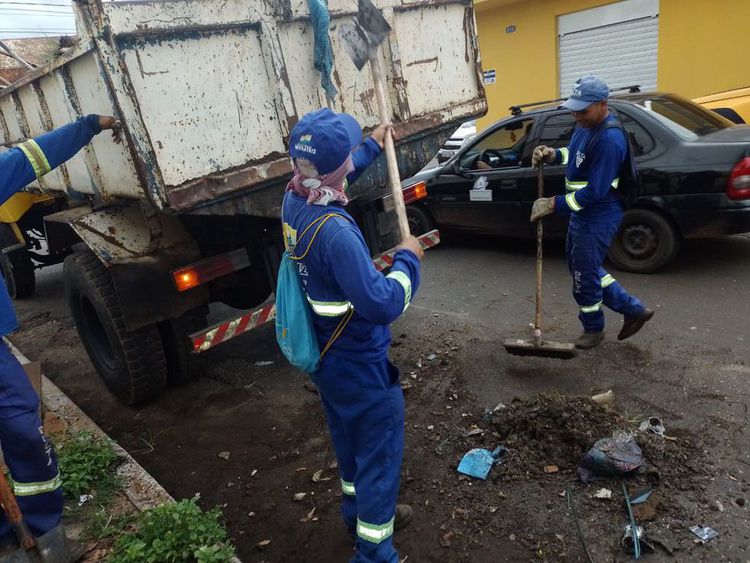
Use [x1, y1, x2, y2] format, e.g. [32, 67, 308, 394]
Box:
[275, 251, 321, 373]
[457, 446, 507, 480]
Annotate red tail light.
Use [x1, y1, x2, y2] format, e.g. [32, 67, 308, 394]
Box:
[403, 181, 428, 204]
[727, 157, 750, 200]
[172, 249, 250, 292]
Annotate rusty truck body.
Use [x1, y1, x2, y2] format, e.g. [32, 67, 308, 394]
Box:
[0, 0, 486, 404]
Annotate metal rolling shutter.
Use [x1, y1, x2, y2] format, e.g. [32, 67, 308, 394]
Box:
[559, 1, 659, 96]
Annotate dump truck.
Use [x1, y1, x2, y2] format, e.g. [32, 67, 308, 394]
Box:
[0, 0, 486, 404]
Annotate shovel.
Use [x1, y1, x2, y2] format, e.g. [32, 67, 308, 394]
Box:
[503, 164, 576, 359]
[0, 471, 81, 563]
[339, 0, 411, 240]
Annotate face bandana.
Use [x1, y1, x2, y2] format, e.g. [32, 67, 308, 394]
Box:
[287, 156, 354, 206]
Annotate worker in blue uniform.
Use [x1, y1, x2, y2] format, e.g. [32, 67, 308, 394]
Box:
[0, 114, 119, 541]
[530, 75, 654, 349]
[282, 108, 423, 562]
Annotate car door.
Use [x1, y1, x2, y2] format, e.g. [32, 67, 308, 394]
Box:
[428, 118, 537, 236]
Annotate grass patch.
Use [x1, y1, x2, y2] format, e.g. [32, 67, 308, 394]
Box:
[109, 498, 235, 563]
[57, 430, 120, 501]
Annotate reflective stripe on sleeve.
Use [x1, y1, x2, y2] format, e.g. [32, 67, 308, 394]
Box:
[565, 192, 583, 212]
[386, 270, 412, 313]
[559, 147, 569, 165]
[341, 479, 356, 496]
[357, 516, 395, 544]
[18, 139, 52, 179]
[11, 472, 62, 496]
[307, 298, 352, 317]
[565, 178, 619, 192]
[565, 179, 588, 191]
[601, 274, 616, 288]
[580, 301, 603, 314]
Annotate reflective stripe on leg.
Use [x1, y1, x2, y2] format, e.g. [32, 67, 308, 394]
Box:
[580, 301, 603, 314]
[11, 471, 62, 496]
[601, 274, 616, 288]
[357, 516, 395, 544]
[341, 479, 356, 496]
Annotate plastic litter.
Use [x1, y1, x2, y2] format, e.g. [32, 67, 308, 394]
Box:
[576, 431, 644, 483]
[593, 488, 612, 499]
[690, 525, 719, 543]
[591, 390, 614, 407]
[639, 417, 666, 437]
[630, 488, 653, 505]
[457, 445, 507, 480]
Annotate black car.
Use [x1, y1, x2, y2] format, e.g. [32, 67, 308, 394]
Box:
[403, 91, 750, 273]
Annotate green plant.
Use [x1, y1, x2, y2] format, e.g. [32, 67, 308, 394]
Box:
[57, 430, 120, 500]
[110, 498, 235, 563]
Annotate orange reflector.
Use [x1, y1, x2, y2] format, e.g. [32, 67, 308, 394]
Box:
[173, 269, 200, 292]
[171, 248, 250, 292]
[403, 181, 428, 204]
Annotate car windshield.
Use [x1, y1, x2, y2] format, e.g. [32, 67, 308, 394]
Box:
[635, 95, 734, 140]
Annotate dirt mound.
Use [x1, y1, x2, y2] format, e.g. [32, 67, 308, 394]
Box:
[489, 393, 627, 478]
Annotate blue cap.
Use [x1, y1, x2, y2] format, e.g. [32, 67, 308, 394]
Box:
[289, 108, 363, 175]
[561, 75, 609, 111]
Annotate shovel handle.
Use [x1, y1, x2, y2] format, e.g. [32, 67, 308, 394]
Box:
[535, 165, 544, 334]
[368, 55, 410, 241]
[0, 471, 36, 550]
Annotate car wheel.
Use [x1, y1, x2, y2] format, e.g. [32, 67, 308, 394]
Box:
[64, 248, 167, 405]
[0, 248, 35, 299]
[608, 209, 679, 274]
[406, 206, 435, 237]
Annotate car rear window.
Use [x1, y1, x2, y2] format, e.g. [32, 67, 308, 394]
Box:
[636, 96, 734, 140]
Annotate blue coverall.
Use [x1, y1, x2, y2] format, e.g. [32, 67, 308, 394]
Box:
[553, 114, 645, 332]
[0, 115, 105, 538]
[282, 138, 420, 563]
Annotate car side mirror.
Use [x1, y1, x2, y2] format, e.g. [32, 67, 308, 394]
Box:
[448, 160, 474, 179]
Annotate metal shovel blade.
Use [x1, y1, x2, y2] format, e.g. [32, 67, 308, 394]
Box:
[339, 0, 391, 70]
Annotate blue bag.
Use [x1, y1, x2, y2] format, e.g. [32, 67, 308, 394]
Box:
[275, 249, 321, 373]
[275, 213, 352, 372]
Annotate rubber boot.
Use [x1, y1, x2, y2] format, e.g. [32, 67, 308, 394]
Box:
[618, 308, 655, 341]
[575, 331, 604, 349]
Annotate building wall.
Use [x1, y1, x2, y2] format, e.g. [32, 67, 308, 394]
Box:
[474, 0, 750, 130]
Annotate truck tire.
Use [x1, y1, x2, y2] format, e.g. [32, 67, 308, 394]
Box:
[63, 249, 167, 405]
[0, 248, 35, 299]
[608, 209, 680, 274]
[158, 307, 208, 386]
[406, 205, 435, 237]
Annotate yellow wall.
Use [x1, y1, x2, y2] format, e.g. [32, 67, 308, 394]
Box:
[658, 0, 750, 98]
[475, 0, 750, 130]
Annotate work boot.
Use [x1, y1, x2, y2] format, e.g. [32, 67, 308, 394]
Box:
[394, 504, 413, 531]
[575, 330, 603, 349]
[618, 308, 655, 341]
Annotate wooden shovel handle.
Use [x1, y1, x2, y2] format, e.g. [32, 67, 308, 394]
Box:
[368, 54, 410, 241]
[0, 471, 36, 550]
[535, 165, 544, 334]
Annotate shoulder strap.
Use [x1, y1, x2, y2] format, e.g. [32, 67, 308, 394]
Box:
[290, 213, 351, 261]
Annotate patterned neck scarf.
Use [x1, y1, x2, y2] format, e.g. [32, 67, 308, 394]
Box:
[287, 156, 354, 206]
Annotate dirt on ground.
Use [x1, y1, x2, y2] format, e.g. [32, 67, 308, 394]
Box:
[9, 315, 746, 563]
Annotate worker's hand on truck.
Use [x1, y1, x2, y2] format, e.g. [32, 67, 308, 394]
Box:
[97, 115, 122, 143]
[395, 235, 425, 261]
[370, 123, 396, 149]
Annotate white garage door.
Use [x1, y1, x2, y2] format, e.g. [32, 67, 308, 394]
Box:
[559, 0, 659, 96]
